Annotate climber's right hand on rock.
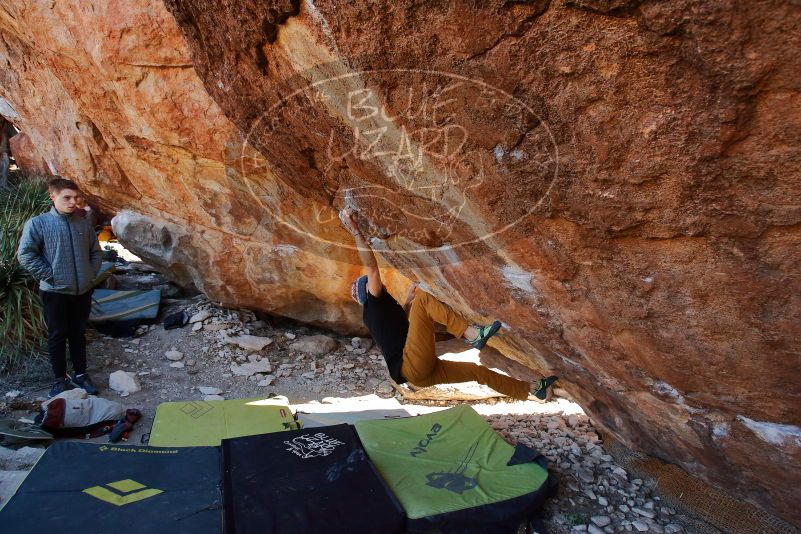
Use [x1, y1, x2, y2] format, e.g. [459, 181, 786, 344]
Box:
[339, 208, 362, 237]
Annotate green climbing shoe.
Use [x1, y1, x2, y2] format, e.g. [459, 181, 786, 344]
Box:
[469, 320, 502, 350]
[531, 375, 559, 402]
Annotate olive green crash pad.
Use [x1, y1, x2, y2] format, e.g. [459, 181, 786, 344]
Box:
[149, 396, 300, 447]
[354, 404, 551, 526]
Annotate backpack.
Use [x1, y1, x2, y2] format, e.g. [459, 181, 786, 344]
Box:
[37, 397, 124, 438]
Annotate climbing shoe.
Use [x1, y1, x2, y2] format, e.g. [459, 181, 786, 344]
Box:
[48, 377, 74, 398]
[69, 373, 99, 395]
[109, 409, 142, 443]
[530, 375, 559, 402]
[469, 320, 502, 350]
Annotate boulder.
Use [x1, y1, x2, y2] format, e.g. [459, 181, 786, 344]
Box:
[351, 337, 373, 351]
[108, 371, 141, 395]
[224, 334, 273, 352]
[164, 350, 184, 361]
[189, 310, 212, 324]
[230, 359, 272, 377]
[257, 375, 275, 387]
[289, 335, 338, 355]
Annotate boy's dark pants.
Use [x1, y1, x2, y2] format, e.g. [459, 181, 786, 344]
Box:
[40, 290, 93, 378]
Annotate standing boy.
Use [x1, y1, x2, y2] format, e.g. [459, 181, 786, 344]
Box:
[18, 178, 101, 396]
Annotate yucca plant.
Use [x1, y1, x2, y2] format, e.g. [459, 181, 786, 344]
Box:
[0, 179, 51, 370]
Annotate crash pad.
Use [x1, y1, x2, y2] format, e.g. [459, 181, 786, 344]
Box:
[222, 424, 404, 534]
[0, 441, 220, 533]
[0, 419, 53, 441]
[89, 289, 160, 323]
[149, 396, 300, 447]
[354, 404, 554, 533]
[92, 261, 116, 287]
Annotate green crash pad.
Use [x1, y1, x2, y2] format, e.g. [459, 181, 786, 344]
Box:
[354, 404, 550, 523]
[149, 396, 300, 447]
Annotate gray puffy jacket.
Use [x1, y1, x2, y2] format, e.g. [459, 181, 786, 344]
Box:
[17, 206, 102, 295]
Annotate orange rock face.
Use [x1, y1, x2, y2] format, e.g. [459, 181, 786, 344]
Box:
[9, 132, 53, 176]
[1, 0, 799, 524]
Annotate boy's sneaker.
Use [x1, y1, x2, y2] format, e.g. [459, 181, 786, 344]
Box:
[469, 320, 502, 350]
[69, 373, 99, 395]
[530, 376, 559, 402]
[48, 377, 74, 398]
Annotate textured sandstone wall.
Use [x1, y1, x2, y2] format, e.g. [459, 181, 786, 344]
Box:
[1, 0, 799, 524]
[9, 132, 54, 176]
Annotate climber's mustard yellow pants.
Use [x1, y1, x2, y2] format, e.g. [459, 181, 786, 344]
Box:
[401, 291, 530, 400]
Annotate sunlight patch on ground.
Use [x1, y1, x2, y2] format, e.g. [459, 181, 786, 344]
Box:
[100, 241, 142, 262]
[292, 393, 586, 420]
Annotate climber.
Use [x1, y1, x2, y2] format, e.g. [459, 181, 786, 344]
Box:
[339, 207, 558, 401]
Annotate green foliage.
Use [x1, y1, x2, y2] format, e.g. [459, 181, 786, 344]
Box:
[0, 179, 51, 369]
